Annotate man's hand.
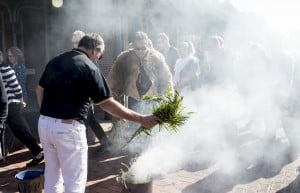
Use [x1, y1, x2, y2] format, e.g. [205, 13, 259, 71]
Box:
[139, 115, 161, 129]
[20, 101, 26, 109]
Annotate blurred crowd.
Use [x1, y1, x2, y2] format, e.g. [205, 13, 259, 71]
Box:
[0, 29, 299, 193]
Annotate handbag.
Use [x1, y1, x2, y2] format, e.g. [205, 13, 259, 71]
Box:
[136, 64, 152, 97]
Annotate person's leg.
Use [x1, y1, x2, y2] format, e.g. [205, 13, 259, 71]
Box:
[84, 124, 96, 145]
[0, 124, 4, 160]
[86, 106, 109, 146]
[3, 124, 14, 157]
[38, 115, 63, 193]
[53, 120, 88, 193]
[7, 103, 43, 156]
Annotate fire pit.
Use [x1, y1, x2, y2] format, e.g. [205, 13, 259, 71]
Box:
[122, 181, 153, 193]
[116, 161, 154, 193]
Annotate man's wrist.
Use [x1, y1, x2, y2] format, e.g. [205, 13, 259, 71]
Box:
[137, 114, 144, 125]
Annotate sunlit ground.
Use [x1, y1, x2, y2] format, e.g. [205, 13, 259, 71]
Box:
[0, 127, 300, 193]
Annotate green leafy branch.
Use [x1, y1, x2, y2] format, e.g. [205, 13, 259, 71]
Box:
[123, 87, 193, 147]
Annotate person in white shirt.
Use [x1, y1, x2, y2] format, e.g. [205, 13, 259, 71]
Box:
[174, 41, 200, 92]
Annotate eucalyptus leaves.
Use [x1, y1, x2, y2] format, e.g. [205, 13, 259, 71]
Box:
[124, 87, 193, 146]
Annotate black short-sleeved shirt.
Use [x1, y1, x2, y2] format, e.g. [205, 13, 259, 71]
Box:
[38, 48, 112, 122]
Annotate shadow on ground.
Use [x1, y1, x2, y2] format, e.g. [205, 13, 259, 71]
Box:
[277, 166, 300, 193]
[182, 141, 296, 193]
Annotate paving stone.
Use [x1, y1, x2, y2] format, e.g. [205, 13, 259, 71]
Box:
[1, 145, 300, 193]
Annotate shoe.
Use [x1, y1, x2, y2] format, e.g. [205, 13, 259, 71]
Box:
[26, 154, 44, 167]
[87, 139, 98, 145]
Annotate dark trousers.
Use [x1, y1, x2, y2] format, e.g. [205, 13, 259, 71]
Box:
[0, 124, 5, 159]
[85, 105, 109, 145]
[6, 103, 42, 156]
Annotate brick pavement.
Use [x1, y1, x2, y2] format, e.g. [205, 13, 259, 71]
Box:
[1, 142, 300, 193]
[2, 100, 299, 193]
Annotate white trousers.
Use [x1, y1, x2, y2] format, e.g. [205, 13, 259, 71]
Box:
[38, 115, 88, 193]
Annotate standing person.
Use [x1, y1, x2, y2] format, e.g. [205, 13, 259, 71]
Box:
[0, 50, 43, 166]
[0, 51, 7, 160]
[71, 30, 111, 152]
[35, 33, 160, 193]
[71, 30, 85, 48]
[107, 31, 173, 109]
[174, 41, 200, 93]
[107, 31, 172, 149]
[7, 47, 28, 102]
[200, 35, 229, 85]
[155, 33, 179, 76]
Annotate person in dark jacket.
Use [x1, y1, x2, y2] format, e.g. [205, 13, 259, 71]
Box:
[72, 30, 111, 152]
[155, 33, 179, 76]
[0, 74, 7, 160]
[0, 51, 8, 160]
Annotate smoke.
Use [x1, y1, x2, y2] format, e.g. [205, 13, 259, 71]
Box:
[53, 0, 300, 187]
[231, 0, 300, 34]
[101, 0, 300, 186]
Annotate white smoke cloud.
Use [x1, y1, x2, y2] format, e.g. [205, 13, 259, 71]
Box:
[109, 0, 300, 185]
[230, 0, 300, 34]
[55, 0, 300, 186]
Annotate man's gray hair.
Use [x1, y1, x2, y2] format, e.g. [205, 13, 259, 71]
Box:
[78, 33, 105, 52]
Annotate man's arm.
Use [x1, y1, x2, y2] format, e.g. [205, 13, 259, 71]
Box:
[98, 97, 160, 129]
[35, 85, 44, 109]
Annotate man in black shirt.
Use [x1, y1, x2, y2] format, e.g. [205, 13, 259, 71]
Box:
[36, 33, 159, 193]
